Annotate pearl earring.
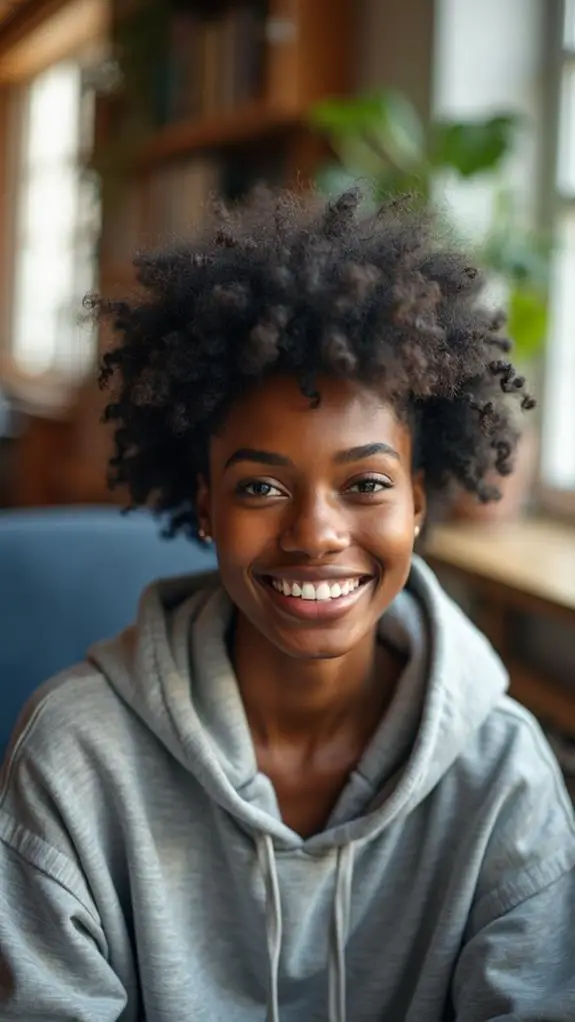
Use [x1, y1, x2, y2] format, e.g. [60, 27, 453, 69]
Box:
[414, 525, 421, 538]
[198, 527, 212, 544]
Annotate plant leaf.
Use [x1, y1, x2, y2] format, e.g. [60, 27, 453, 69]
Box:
[372, 90, 425, 169]
[507, 285, 548, 360]
[309, 94, 390, 136]
[431, 114, 520, 177]
[309, 91, 425, 171]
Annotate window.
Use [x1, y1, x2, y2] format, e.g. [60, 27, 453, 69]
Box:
[9, 60, 99, 383]
[541, 0, 575, 500]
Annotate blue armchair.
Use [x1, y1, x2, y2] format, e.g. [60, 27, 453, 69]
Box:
[0, 506, 216, 759]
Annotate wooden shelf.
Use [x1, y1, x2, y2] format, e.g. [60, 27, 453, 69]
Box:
[425, 518, 575, 740]
[425, 519, 575, 621]
[135, 101, 303, 170]
[0, 0, 30, 30]
[98, 262, 138, 286]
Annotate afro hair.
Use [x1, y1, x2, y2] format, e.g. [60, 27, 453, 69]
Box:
[93, 188, 535, 538]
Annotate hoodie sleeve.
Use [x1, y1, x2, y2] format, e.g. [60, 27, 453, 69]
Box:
[451, 705, 575, 1021]
[451, 868, 575, 1021]
[0, 667, 130, 1021]
[0, 828, 128, 1021]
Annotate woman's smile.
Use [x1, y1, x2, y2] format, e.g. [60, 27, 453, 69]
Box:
[255, 570, 377, 622]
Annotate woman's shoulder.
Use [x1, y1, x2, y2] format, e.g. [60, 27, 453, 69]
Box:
[1, 655, 138, 793]
[0, 658, 137, 885]
[2, 568, 224, 777]
[453, 694, 575, 862]
[454, 695, 575, 930]
[474, 693, 570, 785]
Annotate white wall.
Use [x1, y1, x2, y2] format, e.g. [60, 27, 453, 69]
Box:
[432, 0, 546, 240]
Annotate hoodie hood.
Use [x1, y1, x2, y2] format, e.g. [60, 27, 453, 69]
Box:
[90, 556, 508, 851]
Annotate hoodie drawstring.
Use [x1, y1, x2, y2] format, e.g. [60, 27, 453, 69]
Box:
[257, 835, 283, 1022]
[328, 843, 354, 1022]
[256, 835, 354, 1022]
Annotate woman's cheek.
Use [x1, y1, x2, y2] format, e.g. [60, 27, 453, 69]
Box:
[214, 509, 275, 566]
[361, 499, 414, 550]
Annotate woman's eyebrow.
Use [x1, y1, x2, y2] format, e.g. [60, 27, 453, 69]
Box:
[224, 448, 293, 470]
[334, 443, 400, 463]
[224, 441, 400, 471]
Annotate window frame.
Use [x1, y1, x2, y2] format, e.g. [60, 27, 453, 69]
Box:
[0, 3, 107, 414]
[538, 0, 575, 519]
[6, 61, 99, 394]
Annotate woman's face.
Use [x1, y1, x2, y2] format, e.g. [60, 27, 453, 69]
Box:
[197, 376, 425, 660]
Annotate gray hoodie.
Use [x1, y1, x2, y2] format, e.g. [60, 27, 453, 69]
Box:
[1, 557, 574, 1022]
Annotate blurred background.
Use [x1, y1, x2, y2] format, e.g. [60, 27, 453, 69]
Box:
[0, 0, 573, 786]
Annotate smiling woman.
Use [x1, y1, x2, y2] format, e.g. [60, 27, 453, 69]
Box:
[1, 189, 574, 1022]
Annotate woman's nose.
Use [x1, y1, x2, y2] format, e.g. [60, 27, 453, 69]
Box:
[279, 495, 350, 559]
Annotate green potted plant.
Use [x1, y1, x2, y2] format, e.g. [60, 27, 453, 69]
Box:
[309, 91, 550, 519]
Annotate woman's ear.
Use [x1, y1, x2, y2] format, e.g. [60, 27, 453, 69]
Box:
[412, 470, 427, 537]
[196, 474, 212, 540]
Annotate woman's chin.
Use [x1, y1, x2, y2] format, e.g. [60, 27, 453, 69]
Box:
[268, 623, 368, 662]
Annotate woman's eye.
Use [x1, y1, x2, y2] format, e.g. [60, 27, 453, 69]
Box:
[237, 480, 284, 498]
[346, 476, 391, 495]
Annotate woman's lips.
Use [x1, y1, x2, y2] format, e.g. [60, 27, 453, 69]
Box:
[256, 574, 374, 621]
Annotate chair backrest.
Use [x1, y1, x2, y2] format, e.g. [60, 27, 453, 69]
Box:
[0, 506, 216, 759]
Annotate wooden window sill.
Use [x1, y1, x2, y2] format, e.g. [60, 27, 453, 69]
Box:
[425, 518, 575, 737]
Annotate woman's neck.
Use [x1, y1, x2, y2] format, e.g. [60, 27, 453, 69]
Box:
[233, 614, 400, 755]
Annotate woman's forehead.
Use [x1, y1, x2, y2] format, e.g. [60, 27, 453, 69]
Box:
[211, 376, 411, 463]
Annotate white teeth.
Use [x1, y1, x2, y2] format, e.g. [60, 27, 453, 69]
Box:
[270, 578, 366, 600]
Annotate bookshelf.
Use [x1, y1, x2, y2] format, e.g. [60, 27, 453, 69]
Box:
[135, 100, 300, 168]
[96, 0, 354, 286]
